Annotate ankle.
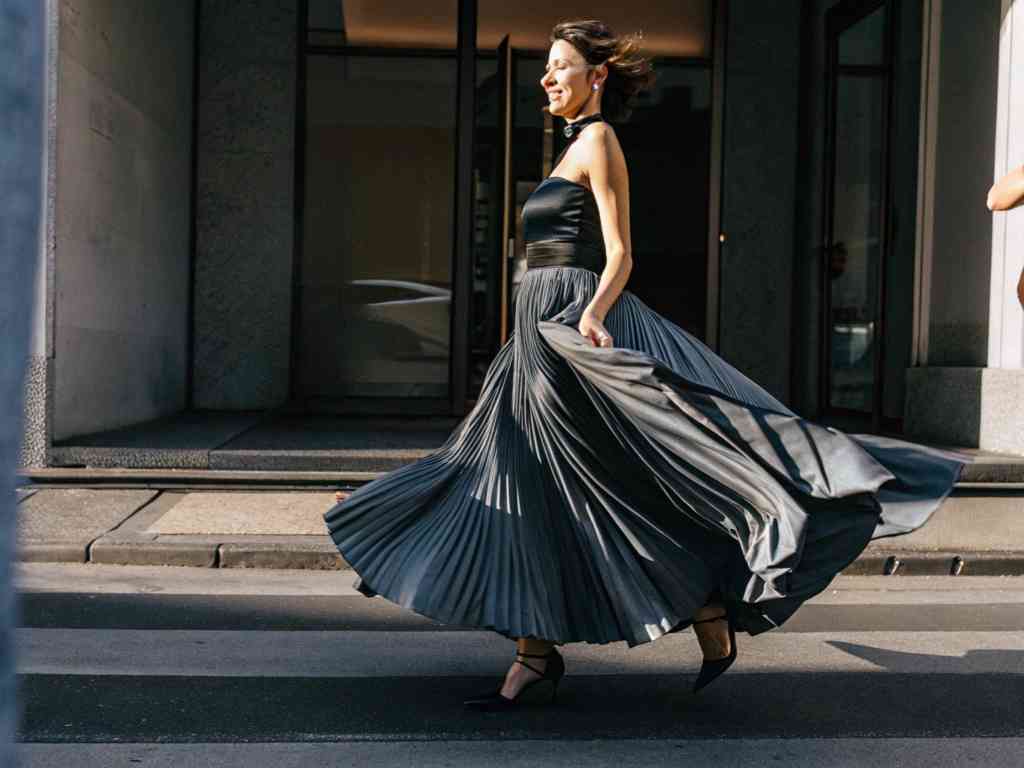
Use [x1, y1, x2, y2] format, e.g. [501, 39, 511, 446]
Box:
[516, 638, 554, 656]
[694, 602, 724, 620]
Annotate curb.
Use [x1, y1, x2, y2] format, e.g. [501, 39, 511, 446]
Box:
[842, 551, 1024, 576]
[16, 539, 1024, 576]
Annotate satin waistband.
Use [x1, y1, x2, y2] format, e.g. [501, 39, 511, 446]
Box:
[525, 240, 604, 274]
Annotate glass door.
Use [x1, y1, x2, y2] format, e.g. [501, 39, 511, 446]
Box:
[821, 0, 892, 431]
[296, 2, 460, 414]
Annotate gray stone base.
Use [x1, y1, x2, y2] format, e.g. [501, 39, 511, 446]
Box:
[905, 367, 1024, 454]
[18, 354, 49, 469]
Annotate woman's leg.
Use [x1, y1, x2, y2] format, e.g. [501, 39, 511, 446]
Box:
[499, 636, 556, 698]
[517, 636, 555, 655]
[692, 588, 731, 661]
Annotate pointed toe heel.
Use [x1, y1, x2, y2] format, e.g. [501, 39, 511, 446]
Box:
[691, 610, 737, 694]
[464, 647, 565, 711]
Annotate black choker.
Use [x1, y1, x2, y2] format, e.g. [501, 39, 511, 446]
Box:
[562, 112, 604, 139]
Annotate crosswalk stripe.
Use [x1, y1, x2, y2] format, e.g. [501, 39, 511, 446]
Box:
[15, 563, 1024, 604]
[16, 628, 1024, 677]
[16, 739, 1024, 768]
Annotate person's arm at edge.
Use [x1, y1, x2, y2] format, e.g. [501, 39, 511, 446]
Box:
[987, 164, 1024, 211]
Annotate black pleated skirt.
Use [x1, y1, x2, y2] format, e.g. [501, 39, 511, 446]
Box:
[323, 265, 968, 648]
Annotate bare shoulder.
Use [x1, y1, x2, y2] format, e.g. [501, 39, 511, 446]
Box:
[581, 122, 621, 152]
[579, 123, 626, 176]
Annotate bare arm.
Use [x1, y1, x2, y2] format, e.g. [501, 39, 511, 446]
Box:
[580, 124, 632, 330]
[987, 165, 1024, 211]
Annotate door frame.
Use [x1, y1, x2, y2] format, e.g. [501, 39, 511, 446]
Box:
[292, 0, 725, 417]
[819, 0, 897, 433]
[289, 0, 474, 416]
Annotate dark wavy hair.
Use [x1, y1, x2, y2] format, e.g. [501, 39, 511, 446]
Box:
[550, 19, 657, 122]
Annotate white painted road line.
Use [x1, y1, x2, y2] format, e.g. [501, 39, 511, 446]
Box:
[15, 628, 1024, 677]
[16, 738, 1024, 768]
[15, 563, 1024, 603]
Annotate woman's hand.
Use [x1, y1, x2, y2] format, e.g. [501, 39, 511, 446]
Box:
[579, 309, 613, 347]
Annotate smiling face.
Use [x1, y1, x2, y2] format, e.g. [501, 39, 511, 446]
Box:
[541, 39, 604, 118]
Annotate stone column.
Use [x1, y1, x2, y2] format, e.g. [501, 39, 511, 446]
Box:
[192, 0, 298, 409]
[0, 0, 46, 760]
[719, 0, 802, 403]
[903, 0, 1024, 453]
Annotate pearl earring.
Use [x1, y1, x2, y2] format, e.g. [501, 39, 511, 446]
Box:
[592, 83, 599, 91]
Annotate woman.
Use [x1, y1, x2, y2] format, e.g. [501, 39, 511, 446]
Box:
[325, 19, 968, 711]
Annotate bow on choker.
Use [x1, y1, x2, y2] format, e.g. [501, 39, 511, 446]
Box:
[562, 112, 605, 139]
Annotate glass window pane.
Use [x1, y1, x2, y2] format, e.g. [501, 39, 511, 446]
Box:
[828, 74, 885, 412]
[299, 53, 456, 400]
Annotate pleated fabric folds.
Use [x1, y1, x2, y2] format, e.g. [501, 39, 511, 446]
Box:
[323, 265, 969, 647]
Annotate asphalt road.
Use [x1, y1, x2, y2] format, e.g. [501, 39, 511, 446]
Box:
[13, 564, 1024, 766]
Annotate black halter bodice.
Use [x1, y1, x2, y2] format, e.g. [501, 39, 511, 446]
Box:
[522, 117, 606, 275]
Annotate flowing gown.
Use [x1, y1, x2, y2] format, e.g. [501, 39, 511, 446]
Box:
[323, 146, 968, 649]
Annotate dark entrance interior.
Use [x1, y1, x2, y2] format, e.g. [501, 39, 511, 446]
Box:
[295, 0, 718, 415]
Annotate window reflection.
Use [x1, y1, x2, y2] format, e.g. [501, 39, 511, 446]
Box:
[298, 52, 456, 400]
[828, 13, 886, 413]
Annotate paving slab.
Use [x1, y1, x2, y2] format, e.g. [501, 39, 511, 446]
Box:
[89, 492, 218, 567]
[16, 489, 159, 563]
[144, 491, 335, 535]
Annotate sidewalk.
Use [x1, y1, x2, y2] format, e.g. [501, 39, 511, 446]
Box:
[16, 488, 345, 570]
[14, 482, 1024, 575]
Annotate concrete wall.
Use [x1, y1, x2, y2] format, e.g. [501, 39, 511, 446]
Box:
[924, 0, 1000, 365]
[52, 0, 195, 441]
[192, 0, 297, 409]
[719, 0, 803, 403]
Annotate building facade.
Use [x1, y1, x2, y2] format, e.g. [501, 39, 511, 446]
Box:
[18, 0, 1024, 470]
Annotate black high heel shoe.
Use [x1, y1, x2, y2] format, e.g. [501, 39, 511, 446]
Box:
[691, 608, 737, 694]
[463, 647, 565, 710]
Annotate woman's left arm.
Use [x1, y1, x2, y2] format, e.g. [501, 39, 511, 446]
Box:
[580, 125, 632, 340]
